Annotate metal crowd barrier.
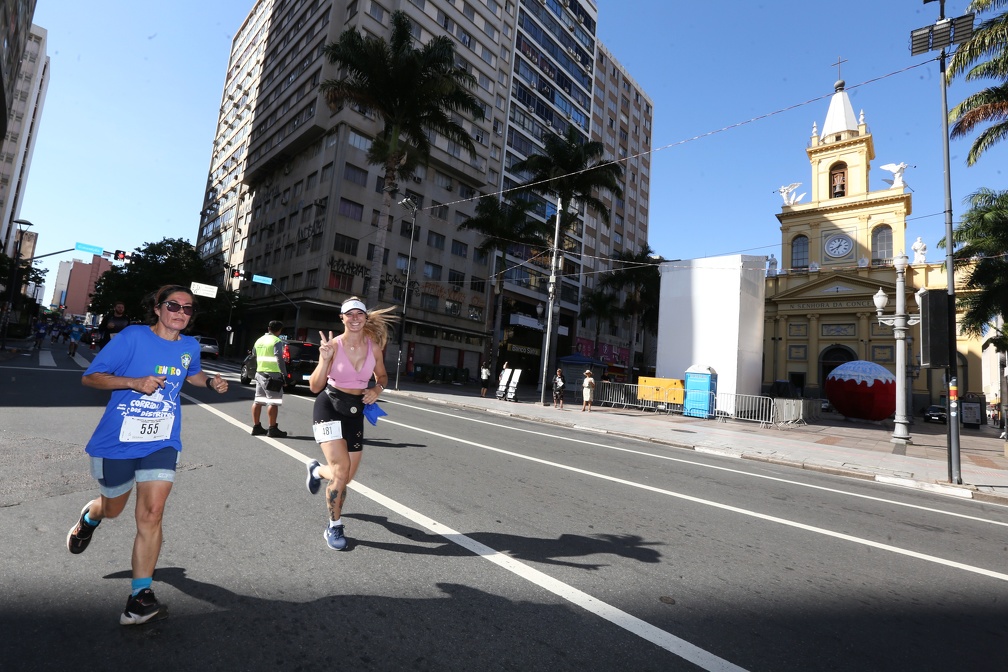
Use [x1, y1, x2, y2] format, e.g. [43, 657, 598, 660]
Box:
[595, 381, 824, 429]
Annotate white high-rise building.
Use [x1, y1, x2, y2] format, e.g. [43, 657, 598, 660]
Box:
[197, 0, 653, 382]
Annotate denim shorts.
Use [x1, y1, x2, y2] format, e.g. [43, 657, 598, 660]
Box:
[90, 446, 179, 498]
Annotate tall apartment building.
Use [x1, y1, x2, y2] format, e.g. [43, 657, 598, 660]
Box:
[198, 0, 652, 382]
[1, 24, 48, 258]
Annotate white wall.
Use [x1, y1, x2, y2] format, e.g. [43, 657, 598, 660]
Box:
[656, 255, 766, 396]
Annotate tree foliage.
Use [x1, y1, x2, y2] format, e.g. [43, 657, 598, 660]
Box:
[90, 237, 241, 337]
[944, 188, 1008, 338]
[948, 0, 1008, 165]
[321, 10, 484, 307]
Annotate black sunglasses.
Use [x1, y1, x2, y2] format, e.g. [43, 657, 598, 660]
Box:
[161, 300, 195, 316]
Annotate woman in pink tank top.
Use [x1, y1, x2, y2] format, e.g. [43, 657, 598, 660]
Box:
[305, 297, 397, 551]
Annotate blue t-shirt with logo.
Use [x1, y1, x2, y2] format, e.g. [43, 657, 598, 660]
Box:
[84, 325, 202, 459]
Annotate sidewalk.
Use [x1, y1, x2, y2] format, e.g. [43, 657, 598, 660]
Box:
[386, 379, 1008, 504]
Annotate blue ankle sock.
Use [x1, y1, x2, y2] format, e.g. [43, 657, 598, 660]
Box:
[131, 577, 152, 596]
[83, 511, 99, 527]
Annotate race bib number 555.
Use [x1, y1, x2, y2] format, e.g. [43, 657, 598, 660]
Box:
[119, 415, 175, 442]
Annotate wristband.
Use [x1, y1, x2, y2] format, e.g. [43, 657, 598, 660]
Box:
[376, 384, 384, 391]
[205, 378, 214, 389]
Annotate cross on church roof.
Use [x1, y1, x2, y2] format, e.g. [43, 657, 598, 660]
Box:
[832, 55, 847, 80]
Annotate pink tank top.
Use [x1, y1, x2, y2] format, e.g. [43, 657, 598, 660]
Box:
[326, 337, 376, 389]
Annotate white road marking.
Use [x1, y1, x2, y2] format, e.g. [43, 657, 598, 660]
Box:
[72, 353, 91, 368]
[374, 414, 1008, 583]
[182, 392, 750, 672]
[38, 350, 56, 367]
[388, 400, 1008, 526]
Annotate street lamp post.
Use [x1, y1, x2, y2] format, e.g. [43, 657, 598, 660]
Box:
[539, 195, 564, 406]
[395, 197, 418, 391]
[873, 253, 920, 446]
[1, 219, 34, 351]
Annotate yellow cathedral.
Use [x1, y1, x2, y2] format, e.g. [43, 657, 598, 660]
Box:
[763, 78, 984, 414]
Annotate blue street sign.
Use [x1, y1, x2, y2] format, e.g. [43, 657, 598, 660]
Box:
[75, 242, 104, 256]
[252, 274, 273, 285]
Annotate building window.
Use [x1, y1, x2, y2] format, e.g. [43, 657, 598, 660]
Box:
[420, 293, 439, 311]
[327, 271, 354, 291]
[401, 219, 419, 240]
[470, 276, 486, 293]
[451, 239, 468, 257]
[427, 231, 445, 250]
[343, 163, 367, 186]
[423, 263, 442, 280]
[445, 299, 462, 316]
[829, 162, 847, 198]
[791, 235, 809, 269]
[366, 244, 389, 263]
[333, 233, 358, 255]
[448, 269, 465, 288]
[872, 225, 893, 263]
[338, 198, 364, 221]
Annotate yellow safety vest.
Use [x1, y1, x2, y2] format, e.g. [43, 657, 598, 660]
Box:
[254, 333, 282, 373]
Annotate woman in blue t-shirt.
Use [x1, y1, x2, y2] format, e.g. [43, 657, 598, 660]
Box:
[65, 284, 229, 626]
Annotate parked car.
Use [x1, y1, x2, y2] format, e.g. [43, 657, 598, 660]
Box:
[923, 404, 948, 424]
[193, 336, 220, 359]
[240, 339, 320, 391]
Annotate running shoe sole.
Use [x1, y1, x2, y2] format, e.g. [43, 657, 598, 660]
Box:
[66, 501, 96, 554]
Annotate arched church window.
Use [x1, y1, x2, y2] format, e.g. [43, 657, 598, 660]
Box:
[871, 225, 893, 265]
[791, 234, 809, 270]
[829, 162, 847, 198]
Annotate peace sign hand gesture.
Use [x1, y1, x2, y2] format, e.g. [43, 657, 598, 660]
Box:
[318, 330, 337, 361]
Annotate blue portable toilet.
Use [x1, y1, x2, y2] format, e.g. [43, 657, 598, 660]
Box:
[684, 365, 717, 418]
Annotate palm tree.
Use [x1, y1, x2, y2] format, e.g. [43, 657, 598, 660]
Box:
[511, 126, 624, 223]
[579, 288, 618, 358]
[946, 186, 1008, 434]
[947, 188, 1008, 337]
[320, 11, 484, 306]
[947, 0, 1008, 165]
[601, 244, 660, 380]
[458, 196, 552, 373]
[510, 126, 624, 374]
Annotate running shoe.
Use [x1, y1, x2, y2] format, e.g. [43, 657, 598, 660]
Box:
[120, 588, 162, 625]
[324, 524, 348, 551]
[251, 423, 267, 436]
[66, 501, 97, 554]
[306, 460, 321, 495]
[267, 425, 288, 438]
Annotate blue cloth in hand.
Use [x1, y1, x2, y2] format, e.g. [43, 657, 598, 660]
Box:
[363, 402, 387, 426]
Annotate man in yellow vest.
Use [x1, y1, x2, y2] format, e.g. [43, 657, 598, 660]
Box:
[251, 320, 288, 438]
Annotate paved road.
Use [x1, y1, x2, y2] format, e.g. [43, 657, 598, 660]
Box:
[2, 345, 1008, 671]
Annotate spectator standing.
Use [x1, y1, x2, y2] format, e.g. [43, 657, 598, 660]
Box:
[479, 362, 491, 397]
[581, 369, 595, 412]
[250, 320, 288, 437]
[552, 368, 566, 409]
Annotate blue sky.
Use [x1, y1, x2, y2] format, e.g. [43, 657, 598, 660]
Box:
[23, 1, 1006, 299]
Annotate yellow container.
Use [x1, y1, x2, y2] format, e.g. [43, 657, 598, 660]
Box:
[637, 377, 684, 404]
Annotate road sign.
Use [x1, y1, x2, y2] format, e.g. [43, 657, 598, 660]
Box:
[252, 274, 273, 285]
[190, 281, 218, 298]
[74, 242, 104, 256]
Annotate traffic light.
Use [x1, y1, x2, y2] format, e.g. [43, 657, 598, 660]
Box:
[114, 250, 127, 261]
[231, 268, 245, 279]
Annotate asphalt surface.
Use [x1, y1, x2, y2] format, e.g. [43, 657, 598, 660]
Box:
[384, 377, 1008, 504]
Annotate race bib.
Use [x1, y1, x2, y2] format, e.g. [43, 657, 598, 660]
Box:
[313, 420, 343, 443]
[119, 415, 175, 442]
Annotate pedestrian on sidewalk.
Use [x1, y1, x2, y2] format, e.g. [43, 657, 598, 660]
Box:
[581, 369, 595, 412]
[553, 368, 566, 409]
[250, 320, 288, 438]
[480, 362, 491, 397]
[65, 284, 228, 626]
[305, 297, 396, 551]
